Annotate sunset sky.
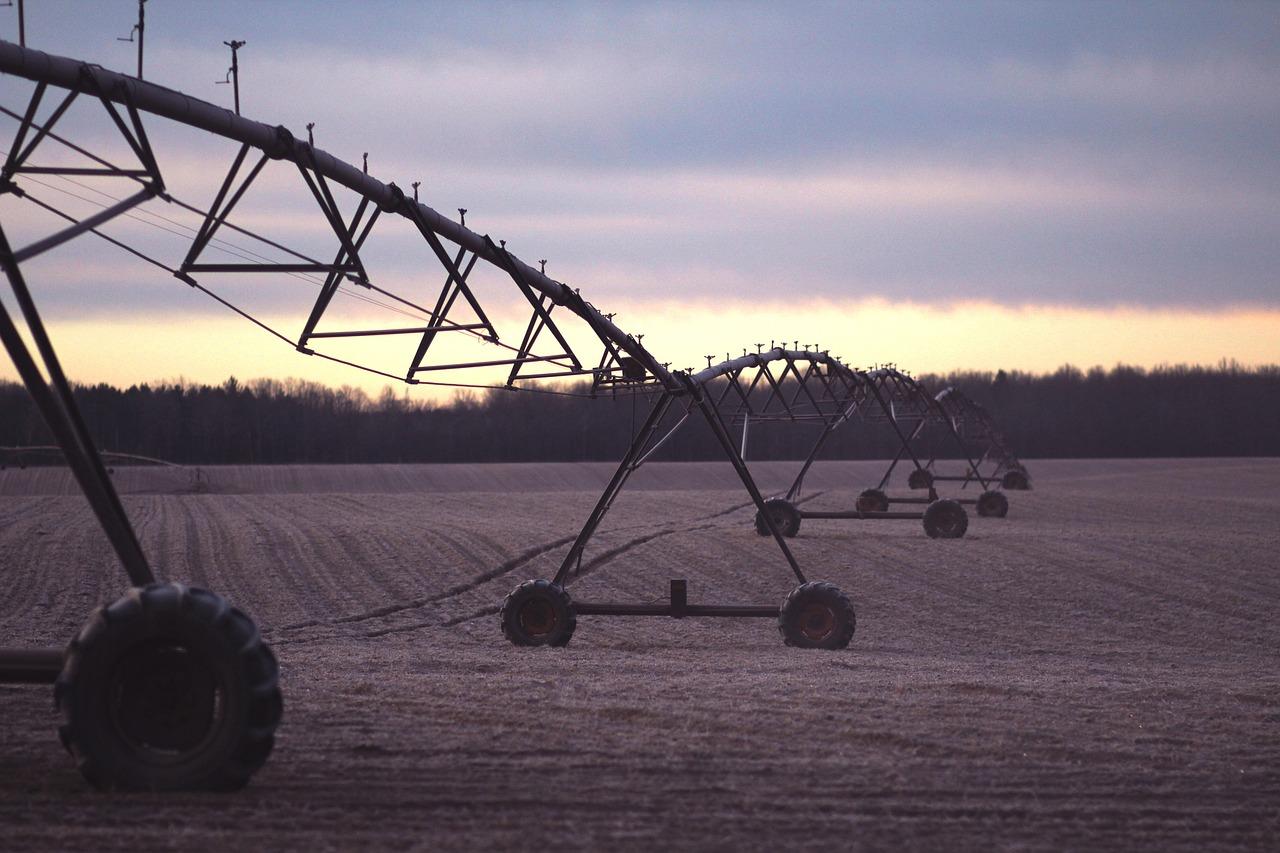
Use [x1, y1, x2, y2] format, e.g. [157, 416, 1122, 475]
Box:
[1, 1, 1277, 398]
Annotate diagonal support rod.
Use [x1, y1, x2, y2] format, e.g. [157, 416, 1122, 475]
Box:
[552, 392, 676, 585]
[0, 225, 152, 587]
[683, 375, 807, 584]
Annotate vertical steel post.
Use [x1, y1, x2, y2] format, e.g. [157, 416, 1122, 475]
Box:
[223, 40, 245, 116]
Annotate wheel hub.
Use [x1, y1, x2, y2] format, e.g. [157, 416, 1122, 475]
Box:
[798, 603, 835, 642]
[109, 641, 221, 754]
[518, 598, 558, 637]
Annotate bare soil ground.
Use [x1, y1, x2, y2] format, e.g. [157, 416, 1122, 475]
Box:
[1, 458, 1278, 851]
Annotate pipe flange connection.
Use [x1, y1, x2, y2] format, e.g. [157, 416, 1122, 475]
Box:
[383, 181, 406, 213]
[269, 124, 296, 160]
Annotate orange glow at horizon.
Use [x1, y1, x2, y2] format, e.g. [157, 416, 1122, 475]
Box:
[3, 299, 1278, 401]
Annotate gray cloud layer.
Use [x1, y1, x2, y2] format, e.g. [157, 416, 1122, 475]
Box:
[2, 0, 1277, 316]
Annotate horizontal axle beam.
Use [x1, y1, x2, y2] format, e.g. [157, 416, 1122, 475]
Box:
[800, 509, 924, 520]
[574, 602, 779, 618]
[0, 647, 62, 683]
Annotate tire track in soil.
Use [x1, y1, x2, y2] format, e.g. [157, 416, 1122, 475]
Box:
[182, 494, 333, 630]
[0, 494, 53, 529]
[250, 493, 408, 619]
[271, 532, 584, 644]
[303, 494, 443, 614]
[435, 493, 831, 631]
[273, 493, 798, 640]
[244, 494, 407, 627]
[991, 534, 1258, 631]
[0, 497, 125, 645]
[434, 521, 722, 633]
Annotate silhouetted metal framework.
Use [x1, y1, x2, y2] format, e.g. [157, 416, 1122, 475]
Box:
[858, 368, 1010, 499]
[1, 445, 179, 468]
[0, 39, 868, 693]
[934, 387, 1032, 490]
[691, 355, 987, 537]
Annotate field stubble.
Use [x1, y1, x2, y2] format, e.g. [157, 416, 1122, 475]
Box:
[1, 458, 1278, 850]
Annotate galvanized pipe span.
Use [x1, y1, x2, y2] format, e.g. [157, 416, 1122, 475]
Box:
[0, 39, 672, 387]
[693, 347, 861, 386]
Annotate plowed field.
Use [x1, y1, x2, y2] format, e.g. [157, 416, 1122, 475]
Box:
[2, 459, 1277, 850]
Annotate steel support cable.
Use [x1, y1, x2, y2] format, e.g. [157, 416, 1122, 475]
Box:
[13, 157, 592, 396]
[693, 348, 866, 417]
[0, 53, 687, 400]
[697, 350, 953, 497]
[9, 165, 434, 323]
[0, 42, 672, 389]
[2, 117, 469, 340]
[7, 171, 600, 395]
[0, 106, 346, 269]
[0, 118, 545, 349]
[10, 187, 597, 397]
[888, 372, 990, 490]
[11, 159, 599, 369]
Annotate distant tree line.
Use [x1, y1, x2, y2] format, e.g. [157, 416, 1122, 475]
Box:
[1, 363, 1277, 465]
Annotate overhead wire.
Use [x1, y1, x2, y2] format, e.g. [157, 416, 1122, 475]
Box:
[0, 107, 603, 364]
[0, 109, 612, 398]
[14, 169, 432, 323]
[9, 186, 600, 397]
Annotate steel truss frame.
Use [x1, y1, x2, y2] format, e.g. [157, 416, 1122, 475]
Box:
[687, 351, 987, 534]
[853, 368, 1005, 508]
[0, 62, 162, 683]
[934, 387, 1032, 490]
[0, 40, 867, 673]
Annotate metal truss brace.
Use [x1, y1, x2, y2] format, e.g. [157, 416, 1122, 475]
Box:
[486, 236, 582, 378]
[296, 195, 383, 349]
[552, 392, 676, 585]
[0, 223, 153, 587]
[178, 143, 268, 271]
[683, 374, 807, 584]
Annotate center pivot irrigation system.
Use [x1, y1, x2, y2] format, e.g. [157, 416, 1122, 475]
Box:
[931, 386, 1032, 492]
[0, 41, 1028, 790]
[719, 361, 1011, 542]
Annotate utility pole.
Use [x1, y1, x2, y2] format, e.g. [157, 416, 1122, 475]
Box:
[218, 40, 246, 115]
[116, 0, 146, 79]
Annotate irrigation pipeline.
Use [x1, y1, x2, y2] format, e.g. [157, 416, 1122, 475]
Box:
[0, 40, 970, 427]
[0, 40, 672, 389]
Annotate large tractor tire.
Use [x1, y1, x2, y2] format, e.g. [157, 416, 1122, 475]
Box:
[754, 497, 802, 538]
[778, 582, 856, 650]
[500, 579, 576, 647]
[856, 488, 890, 513]
[907, 469, 934, 490]
[55, 583, 282, 791]
[922, 499, 969, 539]
[1002, 470, 1031, 490]
[977, 490, 1009, 518]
